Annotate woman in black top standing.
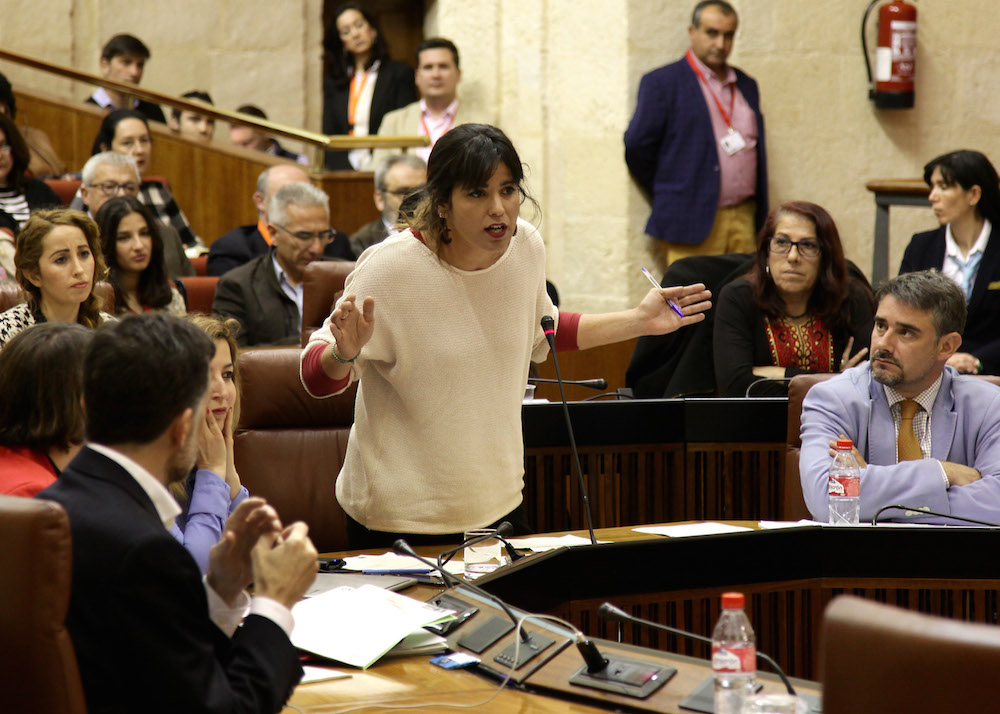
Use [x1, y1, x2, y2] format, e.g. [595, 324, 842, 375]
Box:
[322, 3, 416, 171]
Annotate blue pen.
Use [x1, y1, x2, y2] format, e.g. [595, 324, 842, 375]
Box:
[641, 267, 685, 318]
[360, 568, 433, 575]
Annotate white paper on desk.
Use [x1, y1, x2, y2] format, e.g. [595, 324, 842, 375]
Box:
[632, 522, 753, 538]
[342, 552, 466, 575]
[758, 519, 825, 530]
[291, 584, 455, 669]
[301, 666, 351, 684]
[507, 534, 610, 552]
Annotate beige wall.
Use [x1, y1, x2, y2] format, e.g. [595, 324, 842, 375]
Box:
[3, 1, 998, 311]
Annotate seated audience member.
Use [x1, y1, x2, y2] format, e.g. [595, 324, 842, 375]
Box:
[799, 270, 1000, 525]
[0, 208, 18, 285]
[0, 209, 113, 349]
[78, 151, 193, 278]
[0, 71, 67, 177]
[714, 201, 874, 397]
[230, 104, 309, 165]
[168, 90, 216, 143]
[86, 33, 166, 123]
[0, 112, 61, 226]
[96, 196, 186, 316]
[0, 323, 92, 496]
[168, 314, 249, 573]
[373, 37, 487, 166]
[83, 109, 202, 249]
[323, 2, 417, 170]
[349, 153, 426, 257]
[214, 182, 333, 345]
[900, 150, 1000, 375]
[207, 164, 351, 276]
[38, 314, 317, 713]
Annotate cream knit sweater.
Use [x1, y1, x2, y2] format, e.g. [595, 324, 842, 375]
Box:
[303, 218, 555, 533]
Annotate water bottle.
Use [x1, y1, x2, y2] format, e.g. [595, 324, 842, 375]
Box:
[712, 592, 756, 714]
[828, 438, 861, 525]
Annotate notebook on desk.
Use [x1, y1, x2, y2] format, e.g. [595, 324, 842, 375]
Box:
[304, 572, 417, 597]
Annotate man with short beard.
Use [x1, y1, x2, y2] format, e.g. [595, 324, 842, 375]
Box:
[38, 314, 317, 713]
[798, 270, 1000, 525]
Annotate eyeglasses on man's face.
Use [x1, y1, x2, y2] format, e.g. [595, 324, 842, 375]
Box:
[91, 181, 140, 196]
[274, 224, 335, 245]
[768, 236, 821, 259]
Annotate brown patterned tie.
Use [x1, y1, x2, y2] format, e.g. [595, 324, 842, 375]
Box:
[897, 399, 922, 462]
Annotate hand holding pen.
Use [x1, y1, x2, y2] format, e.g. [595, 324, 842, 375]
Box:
[640, 267, 686, 318]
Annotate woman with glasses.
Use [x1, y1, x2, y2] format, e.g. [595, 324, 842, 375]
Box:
[899, 150, 1000, 375]
[714, 201, 874, 397]
[322, 2, 416, 171]
[0, 112, 60, 228]
[95, 196, 186, 316]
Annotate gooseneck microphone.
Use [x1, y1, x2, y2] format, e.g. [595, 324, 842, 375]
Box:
[540, 315, 597, 545]
[598, 602, 797, 696]
[871, 505, 1000, 527]
[528, 377, 609, 391]
[393, 538, 531, 643]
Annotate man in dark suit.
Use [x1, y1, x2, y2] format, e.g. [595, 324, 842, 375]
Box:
[85, 34, 166, 123]
[349, 153, 426, 257]
[38, 314, 317, 713]
[624, 0, 767, 265]
[208, 164, 352, 276]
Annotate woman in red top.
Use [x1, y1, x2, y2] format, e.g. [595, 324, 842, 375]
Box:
[0, 322, 93, 496]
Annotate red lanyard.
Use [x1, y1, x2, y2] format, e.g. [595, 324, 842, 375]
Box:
[685, 50, 734, 128]
[347, 70, 371, 133]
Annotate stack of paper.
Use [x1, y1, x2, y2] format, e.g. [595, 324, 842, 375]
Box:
[291, 584, 455, 669]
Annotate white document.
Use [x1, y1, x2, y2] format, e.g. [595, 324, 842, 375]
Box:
[342, 552, 466, 575]
[506, 534, 610, 552]
[758, 520, 825, 530]
[300, 666, 351, 684]
[632, 522, 753, 538]
[291, 584, 454, 669]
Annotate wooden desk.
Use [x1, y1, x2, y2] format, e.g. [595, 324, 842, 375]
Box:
[865, 178, 930, 284]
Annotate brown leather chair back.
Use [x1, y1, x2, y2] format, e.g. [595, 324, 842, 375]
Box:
[43, 178, 82, 207]
[235, 347, 356, 552]
[821, 595, 1000, 713]
[301, 260, 355, 346]
[0, 495, 87, 714]
[177, 276, 219, 315]
[784, 373, 836, 520]
[189, 255, 208, 277]
[0, 281, 115, 315]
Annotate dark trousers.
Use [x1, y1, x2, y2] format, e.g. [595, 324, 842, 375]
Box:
[345, 505, 533, 551]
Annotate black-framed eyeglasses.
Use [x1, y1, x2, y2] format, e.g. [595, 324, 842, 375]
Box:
[382, 186, 422, 198]
[273, 223, 335, 245]
[768, 236, 821, 259]
[91, 181, 140, 195]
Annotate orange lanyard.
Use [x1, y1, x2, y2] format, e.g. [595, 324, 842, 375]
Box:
[420, 106, 456, 144]
[347, 70, 371, 133]
[685, 50, 735, 128]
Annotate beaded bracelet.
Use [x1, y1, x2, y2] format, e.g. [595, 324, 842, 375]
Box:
[331, 344, 358, 364]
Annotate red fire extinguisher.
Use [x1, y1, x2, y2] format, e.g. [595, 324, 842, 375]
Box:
[862, 0, 917, 109]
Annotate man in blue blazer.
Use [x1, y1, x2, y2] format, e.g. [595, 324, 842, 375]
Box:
[38, 315, 318, 713]
[624, 1, 767, 264]
[799, 271, 1000, 525]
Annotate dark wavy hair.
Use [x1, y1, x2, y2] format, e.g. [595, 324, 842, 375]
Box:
[748, 201, 862, 333]
[923, 150, 1000, 225]
[91, 108, 150, 156]
[324, 3, 391, 88]
[14, 209, 109, 328]
[0, 323, 93, 452]
[0, 111, 30, 191]
[96, 196, 172, 313]
[408, 124, 537, 252]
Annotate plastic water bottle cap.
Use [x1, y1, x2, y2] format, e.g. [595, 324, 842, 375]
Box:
[836, 439, 853, 450]
[721, 592, 745, 609]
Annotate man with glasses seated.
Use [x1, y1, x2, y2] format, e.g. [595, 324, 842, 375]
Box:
[349, 154, 426, 259]
[78, 152, 193, 279]
[213, 182, 336, 346]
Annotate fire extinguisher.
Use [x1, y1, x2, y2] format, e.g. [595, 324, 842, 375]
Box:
[862, 0, 917, 109]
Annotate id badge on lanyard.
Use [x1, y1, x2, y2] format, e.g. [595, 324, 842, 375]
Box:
[720, 128, 746, 156]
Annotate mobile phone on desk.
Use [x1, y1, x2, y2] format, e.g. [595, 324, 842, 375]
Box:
[317, 557, 346, 572]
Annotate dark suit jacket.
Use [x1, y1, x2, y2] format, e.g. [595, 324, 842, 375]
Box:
[212, 250, 302, 346]
[37, 447, 301, 714]
[348, 218, 389, 258]
[900, 226, 1000, 374]
[322, 60, 417, 171]
[208, 224, 354, 277]
[624, 57, 767, 245]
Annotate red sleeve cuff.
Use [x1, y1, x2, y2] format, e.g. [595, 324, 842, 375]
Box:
[302, 342, 351, 395]
[554, 311, 581, 352]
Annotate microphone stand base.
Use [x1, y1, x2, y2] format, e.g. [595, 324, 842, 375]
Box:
[569, 658, 676, 699]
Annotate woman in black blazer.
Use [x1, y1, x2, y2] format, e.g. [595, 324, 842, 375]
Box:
[322, 3, 416, 171]
[899, 150, 1000, 375]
